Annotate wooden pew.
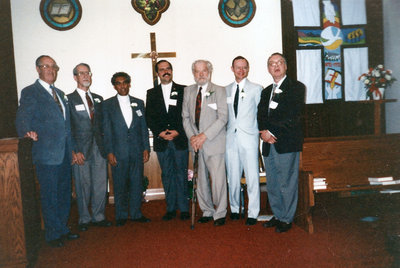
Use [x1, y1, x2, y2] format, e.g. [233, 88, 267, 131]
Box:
[295, 134, 400, 234]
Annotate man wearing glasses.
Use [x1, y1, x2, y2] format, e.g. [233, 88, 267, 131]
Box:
[16, 55, 79, 247]
[67, 63, 112, 232]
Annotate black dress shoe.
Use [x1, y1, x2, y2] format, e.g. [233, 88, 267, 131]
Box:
[262, 217, 280, 228]
[92, 219, 112, 227]
[214, 218, 226, 226]
[180, 212, 190, 220]
[197, 216, 213, 223]
[245, 218, 257, 226]
[47, 238, 64, 248]
[62, 232, 80, 241]
[275, 222, 292, 233]
[230, 213, 239, 220]
[116, 219, 127, 227]
[162, 211, 176, 221]
[131, 216, 151, 223]
[78, 223, 89, 231]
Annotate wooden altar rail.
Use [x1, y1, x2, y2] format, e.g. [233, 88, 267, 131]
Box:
[295, 134, 400, 234]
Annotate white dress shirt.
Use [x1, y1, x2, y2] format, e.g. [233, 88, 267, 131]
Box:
[76, 88, 93, 118]
[161, 82, 172, 112]
[39, 79, 65, 119]
[117, 94, 132, 127]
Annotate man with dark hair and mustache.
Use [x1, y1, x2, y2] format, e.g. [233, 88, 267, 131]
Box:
[145, 60, 190, 221]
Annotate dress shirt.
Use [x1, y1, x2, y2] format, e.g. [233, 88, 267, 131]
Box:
[38, 79, 65, 119]
[198, 83, 208, 103]
[76, 88, 93, 118]
[231, 78, 247, 101]
[161, 82, 172, 112]
[117, 94, 132, 127]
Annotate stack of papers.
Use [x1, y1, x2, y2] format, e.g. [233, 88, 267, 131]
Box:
[368, 176, 400, 185]
[313, 177, 327, 190]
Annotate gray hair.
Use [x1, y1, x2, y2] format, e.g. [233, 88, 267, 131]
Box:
[191, 60, 213, 74]
[73, 63, 91, 76]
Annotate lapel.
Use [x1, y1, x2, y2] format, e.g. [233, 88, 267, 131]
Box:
[113, 96, 129, 129]
[71, 90, 91, 120]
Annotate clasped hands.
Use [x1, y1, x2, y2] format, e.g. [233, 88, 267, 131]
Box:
[259, 130, 277, 144]
[190, 133, 207, 152]
[159, 129, 179, 141]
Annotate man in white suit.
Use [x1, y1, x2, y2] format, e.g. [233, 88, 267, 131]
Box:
[225, 56, 262, 226]
[182, 60, 228, 226]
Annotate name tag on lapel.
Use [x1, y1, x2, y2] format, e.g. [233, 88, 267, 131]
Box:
[75, 104, 85, 111]
[270, 101, 278, 109]
[169, 99, 177, 106]
[136, 110, 143, 117]
[226, 97, 233, 104]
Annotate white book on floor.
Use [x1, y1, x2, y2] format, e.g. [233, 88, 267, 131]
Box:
[369, 179, 400, 185]
[368, 176, 393, 182]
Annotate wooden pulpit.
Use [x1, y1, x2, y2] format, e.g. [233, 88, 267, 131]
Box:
[0, 138, 41, 268]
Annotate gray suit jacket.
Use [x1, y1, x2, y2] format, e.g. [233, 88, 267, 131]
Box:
[182, 82, 228, 155]
[68, 90, 106, 159]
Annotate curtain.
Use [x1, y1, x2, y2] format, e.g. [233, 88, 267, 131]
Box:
[341, 0, 366, 25]
[292, 0, 320, 26]
[344, 47, 368, 101]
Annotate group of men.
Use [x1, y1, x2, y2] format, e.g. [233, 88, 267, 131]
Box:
[16, 52, 305, 247]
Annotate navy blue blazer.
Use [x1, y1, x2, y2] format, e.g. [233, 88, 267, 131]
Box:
[257, 76, 305, 156]
[16, 79, 72, 165]
[145, 82, 188, 152]
[67, 90, 106, 159]
[102, 95, 150, 160]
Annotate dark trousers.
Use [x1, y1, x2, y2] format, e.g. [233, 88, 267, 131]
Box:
[35, 149, 71, 242]
[111, 156, 144, 220]
[156, 142, 189, 213]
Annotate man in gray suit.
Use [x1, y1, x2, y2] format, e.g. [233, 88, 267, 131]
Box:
[182, 60, 228, 226]
[225, 56, 262, 226]
[68, 63, 111, 232]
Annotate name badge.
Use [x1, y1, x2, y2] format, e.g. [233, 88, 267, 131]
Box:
[75, 104, 85, 111]
[136, 110, 143, 117]
[169, 99, 177, 106]
[269, 101, 278, 109]
[226, 97, 232, 104]
[208, 103, 217, 110]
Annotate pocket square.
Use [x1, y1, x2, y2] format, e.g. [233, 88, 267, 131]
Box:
[207, 103, 217, 110]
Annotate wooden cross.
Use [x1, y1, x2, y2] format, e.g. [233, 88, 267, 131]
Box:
[131, 32, 176, 87]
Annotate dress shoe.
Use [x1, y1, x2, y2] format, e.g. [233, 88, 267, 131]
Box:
[262, 217, 280, 228]
[62, 232, 80, 241]
[214, 218, 226, 226]
[78, 223, 89, 231]
[275, 221, 292, 233]
[230, 213, 239, 220]
[92, 219, 112, 227]
[245, 218, 257, 226]
[162, 211, 176, 221]
[47, 238, 64, 248]
[197, 216, 213, 223]
[116, 219, 127, 227]
[131, 216, 151, 223]
[180, 212, 190, 220]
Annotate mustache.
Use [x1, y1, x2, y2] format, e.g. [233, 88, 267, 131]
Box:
[162, 73, 171, 77]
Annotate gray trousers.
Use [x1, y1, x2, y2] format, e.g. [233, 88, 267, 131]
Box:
[73, 141, 107, 224]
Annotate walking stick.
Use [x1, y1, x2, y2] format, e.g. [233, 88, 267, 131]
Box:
[191, 151, 199, 230]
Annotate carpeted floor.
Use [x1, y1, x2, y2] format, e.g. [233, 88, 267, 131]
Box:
[33, 192, 400, 267]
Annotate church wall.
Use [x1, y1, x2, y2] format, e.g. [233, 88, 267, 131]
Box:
[10, 0, 282, 101]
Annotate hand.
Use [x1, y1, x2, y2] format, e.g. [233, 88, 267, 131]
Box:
[143, 150, 149, 163]
[107, 153, 117, 166]
[24, 131, 38, 141]
[159, 129, 179, 141]
[190, 133, 207, 152]
[74, 152, 86, 165]
[259, 130, 277, 144]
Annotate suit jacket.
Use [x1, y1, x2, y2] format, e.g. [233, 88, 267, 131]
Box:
[16, 79, 72, 165]
[182, 82, 228, 155]
[67, 90, 106, 159]
[226, 79, 262, 148]
[257, 76, 305, 156]
[145, 82, 188, 152]
[102, 95, 150, 160]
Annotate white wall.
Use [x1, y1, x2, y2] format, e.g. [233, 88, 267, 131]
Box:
[383, 0, 400, 133]
[11, 0, 282, 101]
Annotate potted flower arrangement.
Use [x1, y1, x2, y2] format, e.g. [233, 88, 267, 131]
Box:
[358, 64, 396, 100]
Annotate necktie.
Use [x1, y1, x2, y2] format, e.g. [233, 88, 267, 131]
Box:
[86, 92, 94, 122]
[51, 86, 63, 113]
[195, 87, 202, 130]
[233, 84, 239, 117]
[268, 83, 277, 115]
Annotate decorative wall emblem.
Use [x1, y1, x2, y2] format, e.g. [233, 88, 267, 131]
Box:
[131, 0, 170, 25]
[218, 0, 256, 28]
[40, 0, 82, 31]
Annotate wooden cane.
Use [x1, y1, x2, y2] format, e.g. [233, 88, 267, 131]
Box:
[190, 151, 199, 230]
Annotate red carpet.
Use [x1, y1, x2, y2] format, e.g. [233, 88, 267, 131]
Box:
[34, 193, 399, 267]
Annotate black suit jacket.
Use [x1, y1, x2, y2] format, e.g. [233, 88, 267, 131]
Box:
[145, 82, 188, 152]
[257, 76, 305, 156]
[67, 90, 106, 159]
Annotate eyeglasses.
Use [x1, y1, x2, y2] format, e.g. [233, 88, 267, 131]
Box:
[114, 80, 130, 86]
[77, 71, 92, 77]
[39, 64, 60, 71]
[268, 60, 284, 67]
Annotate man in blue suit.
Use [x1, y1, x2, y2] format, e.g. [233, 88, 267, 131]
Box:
[102, 72, 151, 227]
[68, 63, 112, 231]
[225, 56, 262, 226]
[146, 60, 189, 221]
[16, 55, 79, 247]
[257, 53, 305, 233]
